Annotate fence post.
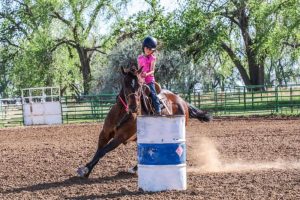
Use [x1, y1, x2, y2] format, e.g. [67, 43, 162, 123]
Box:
[275, 86, 279, 113]
[21, 102, 25, 126]
[290, 87, 293, 113]
[243, 86, 246, 112]
[251, 88, 254, 109]
[100, 97, 103, 120]
[224, 91, 227, 114]
[238, 88, 241, 104]
[65, 96, 69, 123]
[91, 97, 96, 121]
[197, 92, 200, 108]
[60, 97, 64, 124]
[214, 90, 217, 109]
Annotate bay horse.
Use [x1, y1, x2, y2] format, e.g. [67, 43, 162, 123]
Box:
[77, 66, 211, 178]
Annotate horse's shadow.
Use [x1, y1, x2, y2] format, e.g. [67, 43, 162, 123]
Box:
[3, 171, 136, 194]
[65, 190, 156, 200]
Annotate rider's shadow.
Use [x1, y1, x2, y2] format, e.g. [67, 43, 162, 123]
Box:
[3, 171, 136, 195]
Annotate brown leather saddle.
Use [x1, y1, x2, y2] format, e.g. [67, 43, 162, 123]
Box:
[141, 82, 169, 115]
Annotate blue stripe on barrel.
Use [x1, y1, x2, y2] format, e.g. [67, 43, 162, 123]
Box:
[138, 143, 186, 165]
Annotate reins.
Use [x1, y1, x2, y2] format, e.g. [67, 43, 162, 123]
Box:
[118, 92, 139, 113]
[118, 95, 128, 112]
[116, 83, 142, 130]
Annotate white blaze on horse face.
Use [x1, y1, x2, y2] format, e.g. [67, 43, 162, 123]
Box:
[131, 79, 135, 89]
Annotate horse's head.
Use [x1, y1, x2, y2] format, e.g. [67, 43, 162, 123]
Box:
[120, 66, 143, 113]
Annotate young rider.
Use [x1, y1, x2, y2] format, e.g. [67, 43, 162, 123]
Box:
[137, 36, 161, 115]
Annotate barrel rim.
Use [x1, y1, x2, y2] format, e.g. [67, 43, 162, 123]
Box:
[137, 115, 185, 118]
[138, 164, 187, 168]
[137, 139, 186, 143]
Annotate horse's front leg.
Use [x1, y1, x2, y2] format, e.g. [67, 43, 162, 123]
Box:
[77, 136, 122, 178]
[77, 122, 136, 178]
[77, 129, 111, 177]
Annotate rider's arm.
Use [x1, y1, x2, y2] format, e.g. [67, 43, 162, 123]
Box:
[145, 60, 156, 76]
[137, 56, 142, 69]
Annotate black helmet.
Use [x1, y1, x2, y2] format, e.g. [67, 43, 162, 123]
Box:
[142, 36, 157, 51]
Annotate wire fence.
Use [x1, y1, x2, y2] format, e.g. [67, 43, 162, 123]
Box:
[1, 85, 300, 127]
[184, 85, 300, 116]
[61, 94, 116, 123]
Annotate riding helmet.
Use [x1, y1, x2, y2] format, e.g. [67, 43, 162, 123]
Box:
[142, 36, 157, 51]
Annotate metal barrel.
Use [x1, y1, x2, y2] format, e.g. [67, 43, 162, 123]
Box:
[137, 115, 187, 192]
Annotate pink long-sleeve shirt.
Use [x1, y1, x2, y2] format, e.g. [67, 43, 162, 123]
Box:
[137, 54, 156, 84]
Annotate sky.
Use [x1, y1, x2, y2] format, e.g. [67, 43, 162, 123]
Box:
[98, 0, 179, 34]
[127, 0, 179, 15]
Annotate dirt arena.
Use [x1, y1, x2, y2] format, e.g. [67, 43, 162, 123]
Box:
[0, 117, 300, 199]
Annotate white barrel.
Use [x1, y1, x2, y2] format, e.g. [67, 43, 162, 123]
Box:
[137, 115, 186, 192]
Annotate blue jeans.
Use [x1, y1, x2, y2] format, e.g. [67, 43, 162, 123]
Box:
[147, 82, 161, 113]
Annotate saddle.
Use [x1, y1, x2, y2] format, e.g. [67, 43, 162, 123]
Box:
[141, 82, 170, 115]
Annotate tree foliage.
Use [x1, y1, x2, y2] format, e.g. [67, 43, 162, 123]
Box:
[0, 0, 300, 97]
[47, 0, 128, 94]
[0, 0, 128, 96]
[0, 0, 56, 96]
[159, 0, 300, 89]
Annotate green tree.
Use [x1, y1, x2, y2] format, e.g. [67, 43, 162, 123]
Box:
[0, 47, 11, 97]
[160, 0, 300, 89]
[113, 0, 166, 43]
[0, 0, 56, 96]
[0, 0, 129, 96]
[114, 0, 242, 91]
[49, 0, 129, 94]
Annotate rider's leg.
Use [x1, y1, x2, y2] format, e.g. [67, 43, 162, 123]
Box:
[148, 82, 161, 114]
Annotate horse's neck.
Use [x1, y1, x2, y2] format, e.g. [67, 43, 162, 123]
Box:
[118, 88, 125, 99]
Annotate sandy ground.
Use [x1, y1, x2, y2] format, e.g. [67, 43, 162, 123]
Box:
[0, 118, 300, 199]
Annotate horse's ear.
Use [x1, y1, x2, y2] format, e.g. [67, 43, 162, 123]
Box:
[137, 66, 143, 74]
[121, 67, 130, 74]
[121, 67, 126, 75]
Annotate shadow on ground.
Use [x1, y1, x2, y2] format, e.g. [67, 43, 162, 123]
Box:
[4, 171, 135, 194]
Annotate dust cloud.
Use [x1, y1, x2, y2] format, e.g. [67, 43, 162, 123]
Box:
[188, 137, 300, 173]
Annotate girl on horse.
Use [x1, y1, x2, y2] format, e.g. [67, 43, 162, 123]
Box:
[138, 36, 161, 115]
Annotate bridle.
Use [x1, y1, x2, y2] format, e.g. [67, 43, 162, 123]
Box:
[118, 74, 142, 113]
[116, 76, 142, 130]
[118, 92, 139, 113]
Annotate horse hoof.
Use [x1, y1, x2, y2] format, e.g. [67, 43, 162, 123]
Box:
[77, 166, 89, 177]
[128, 167, 137, 174]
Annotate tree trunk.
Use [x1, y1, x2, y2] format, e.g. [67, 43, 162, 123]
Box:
[221, 42, 251, 86]
[278, 59, 287, 85]
[76, 46, 91, 95]
[258, 64, 265, 86]
[60, 86, 67, 96]
[239, 6, 265, 90]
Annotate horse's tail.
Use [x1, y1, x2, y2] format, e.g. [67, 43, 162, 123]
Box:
[188, 104, 212, 122]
